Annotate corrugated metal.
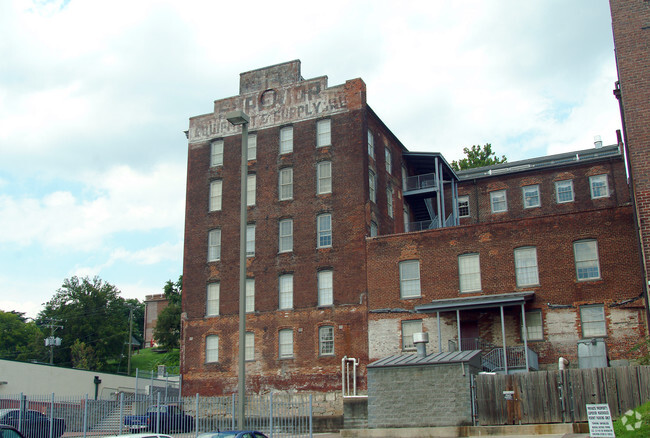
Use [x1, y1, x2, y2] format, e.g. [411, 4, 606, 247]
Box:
[368, 350, 482, 368]
[415, 291, 534, 313]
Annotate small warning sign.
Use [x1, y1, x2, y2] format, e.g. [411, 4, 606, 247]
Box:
[586, 404, 615, 438]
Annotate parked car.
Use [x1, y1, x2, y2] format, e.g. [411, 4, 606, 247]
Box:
[105, 434, 172, 438]
[0, 425, 26, 438]
[123, 405, 193, 433]
[0, 409, 65, 438]
[198, 432, 269, 438]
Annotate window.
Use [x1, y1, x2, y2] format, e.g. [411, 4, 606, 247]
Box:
[245, 332, 254, 361]
[402, 320, 422, 350]
[319, 326, 334, 356]
[385, 148, 392, 173]
[280, 126, 293, 154]
[210, 140, 224, 167]
[458, 195, 470, 218]
[246, 224, 255, 257]
[247, 174, 256, 206]
[318, 270, 333, 306]
[522, 310, 543, 341]
[590, 174, 609, 199]
[208, 229, 221, 262]
[459, 253, 481, 292]
[209, 180, 222, 212]
[523, 185, 540, 209]
[367, 130, 374, 158]
[370, 221, 378, 237]
[279, 274, 293, 309]
[555, 180, 574, 203]
[574, 240, 600, 280]
[205, 335, 219, 363]
[387, 185, 394, 218]
[399, 260, 421, 298]
[514, 247, 539, 287]
[247, 134, 257, 161]
[581, 304, 607, 337]
[279, 329, 293, 358]
[369, 169, 376, 203]
[490, 190, 507, 213]
[206, 283, 219, 316]
[317, 119, 331, 147]
[317, 161, 332, 194]
[246, 278, 255, 313]
[317, 213, 332, 248]
[279, 167, 293, 200]
[279, 219, 293, 253]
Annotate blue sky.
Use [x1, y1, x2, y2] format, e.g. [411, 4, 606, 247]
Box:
[0, 0, 622, 317]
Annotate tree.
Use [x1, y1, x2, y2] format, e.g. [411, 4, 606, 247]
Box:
[451, 143, 507, 171]
[153, 276, 182, 350]
[38, 276, 129, 371]
[0, 310, 46, 362]
[70, 339, 98, 370]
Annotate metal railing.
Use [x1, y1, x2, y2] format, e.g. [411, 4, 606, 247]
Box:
[405, 173, 438, 192]
[0, 392, 313, 438]
[482, 346, 539, 372]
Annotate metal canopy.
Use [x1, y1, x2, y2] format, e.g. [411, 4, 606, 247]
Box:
[368, 350, 482, 368]
[415, 291, 534, 313]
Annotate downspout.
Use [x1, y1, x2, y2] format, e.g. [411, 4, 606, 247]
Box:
[500, 306, 508, 374]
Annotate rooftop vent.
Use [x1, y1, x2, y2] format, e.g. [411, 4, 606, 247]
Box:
[413, 332, 429, 358]
[594, 135, 603, 148]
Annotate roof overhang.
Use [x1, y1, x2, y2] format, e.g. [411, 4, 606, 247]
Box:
[415, 291, 534, 313]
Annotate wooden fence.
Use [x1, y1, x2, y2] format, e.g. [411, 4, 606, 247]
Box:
[474, 366, 650, 425]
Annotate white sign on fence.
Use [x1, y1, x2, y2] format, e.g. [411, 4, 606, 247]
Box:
[586, 403, 615, 438]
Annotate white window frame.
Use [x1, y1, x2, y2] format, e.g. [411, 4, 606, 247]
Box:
[279, 167, 293, 201]
[367, 130, 374, 158]
[206, 282, 219, 317]
[208, 229, 221, 262]
[317, 161, 332, 194]
[279, 274, 293, 310]
[458, 195, 470, 218]
[247, 174, 256, 206]
[590, 174, 609, 199]
[319, 326, 335, 356]
[514, 247, 539, 287]
[385, 147, 392, 173]
[574, 239, 601, 281]
[279, 218, 293, 253]
[245, 331, 254, 361]
[317, 213, 332, 248]
[317, 119, 331, 147]
[280, 126, 293, 154]
[522, 185, 541, 209]
[401, 320, 422, 351]
[318, 270, 333, 306]
[522, 310, 544, 341]
[399, 260, 421, 298]
[387, 185, 394, 218]
[369, 169, 376, 203]
[246, 224, 255, 257]
[490, 190, 507, 213]
[247, 134, 257, 161]
[370, 221, 378, 237]
[209, 180, 222, 212]
[580, 304, 607, 338]
[210, 140, 224, 167]
[279, 329, 293, 359]
[246, 278, 255, 313]
[205, 335, 219, 363]
[555, 180, 574, 203]
[459, 253, 481, 293]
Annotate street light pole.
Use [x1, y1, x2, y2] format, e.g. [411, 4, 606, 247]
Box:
[225, 110, 250, 430]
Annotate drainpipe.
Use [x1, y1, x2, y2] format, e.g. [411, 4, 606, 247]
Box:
[559, 357, 569, 371]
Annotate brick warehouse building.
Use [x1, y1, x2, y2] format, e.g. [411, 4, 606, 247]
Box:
[181, 58, 648, 400]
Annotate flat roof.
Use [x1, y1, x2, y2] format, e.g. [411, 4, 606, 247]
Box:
[415, 291, 534, 313]
[368, 350, 482, 368]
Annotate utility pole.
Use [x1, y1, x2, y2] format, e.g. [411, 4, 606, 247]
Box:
[43, 318, 63, 364]
[127, 305, 134, 375]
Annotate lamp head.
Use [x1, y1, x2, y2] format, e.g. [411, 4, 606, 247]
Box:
[226, 110, 250, 126]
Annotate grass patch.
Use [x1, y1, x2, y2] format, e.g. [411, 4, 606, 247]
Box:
[612, 401, 650, 437]
[128, 348, 180, 375]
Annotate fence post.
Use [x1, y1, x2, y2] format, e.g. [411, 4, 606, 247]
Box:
[231, 394, 236, 430]
[18, 393, 25, 435]
[156, 392, 161, 433]
[269, 393, 273, 438]
[83, 394, 88, 438]
[309, 394, 313, 438]
[135, 368, 139, 397]
[49, 393, 55, 438]
[195, 393, 199, 437]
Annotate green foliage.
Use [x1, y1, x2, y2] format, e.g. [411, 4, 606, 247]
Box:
[153, 276, 182, 350]
[38, 276, 130, 371]
[130, 348, 180, 373]
[70, 339, 98, 370]
[451, 143, 507, 171]
[0, 310, 46, 361]
[613, 401, 650, 437]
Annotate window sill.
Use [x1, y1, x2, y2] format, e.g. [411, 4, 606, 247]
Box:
[576, 277, 602, 283]
[400, 295, 422, 300]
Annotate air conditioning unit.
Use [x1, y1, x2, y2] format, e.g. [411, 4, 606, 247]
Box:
[577, 338, 607, 369]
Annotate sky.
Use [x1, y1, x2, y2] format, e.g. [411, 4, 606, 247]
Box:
[0, 0, 622, 318]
